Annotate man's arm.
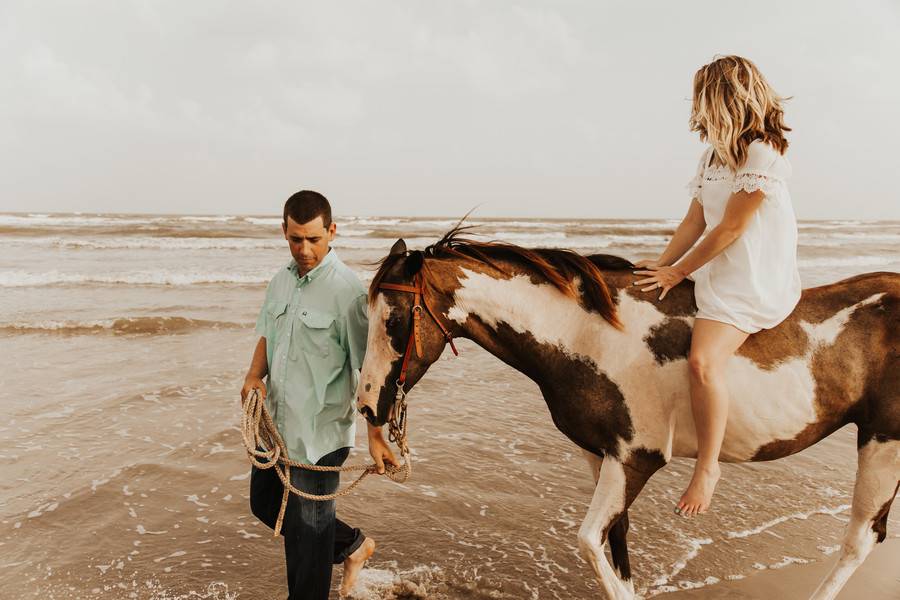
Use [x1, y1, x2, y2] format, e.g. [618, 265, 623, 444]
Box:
[367, 421, 398, 474]
[240, 336, 268, 406]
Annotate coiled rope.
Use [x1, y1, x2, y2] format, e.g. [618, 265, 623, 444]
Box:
[240, 388, 411, 536]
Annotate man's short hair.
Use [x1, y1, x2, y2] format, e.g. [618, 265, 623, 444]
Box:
[283, 190, 332, 228]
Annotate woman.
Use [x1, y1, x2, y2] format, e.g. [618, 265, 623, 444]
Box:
[633, 55, 802, 518]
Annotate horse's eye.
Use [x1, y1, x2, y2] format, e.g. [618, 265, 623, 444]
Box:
[386, 316, 401, 329]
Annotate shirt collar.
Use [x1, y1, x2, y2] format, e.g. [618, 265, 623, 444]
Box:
[287, 248, 338, 283]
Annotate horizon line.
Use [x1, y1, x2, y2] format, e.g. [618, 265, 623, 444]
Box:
[2, 211, 898, 224]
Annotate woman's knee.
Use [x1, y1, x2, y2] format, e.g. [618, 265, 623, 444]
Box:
[687, 352, 719, 384]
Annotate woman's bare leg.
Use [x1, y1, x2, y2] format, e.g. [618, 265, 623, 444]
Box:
[678, 318, 750, 517]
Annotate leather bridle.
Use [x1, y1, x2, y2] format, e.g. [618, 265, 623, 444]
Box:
[377, 270, 460, 391]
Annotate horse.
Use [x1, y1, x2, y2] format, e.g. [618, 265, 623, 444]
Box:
[355, 226, 899, 600]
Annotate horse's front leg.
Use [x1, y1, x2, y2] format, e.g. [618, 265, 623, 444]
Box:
[577, 450, 666, 599]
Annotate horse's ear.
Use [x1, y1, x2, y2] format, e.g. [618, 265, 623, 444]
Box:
[405, 250, 424, 276]
[389, 239, 407, 256]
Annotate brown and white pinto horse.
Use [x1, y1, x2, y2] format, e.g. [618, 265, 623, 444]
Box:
[356, 227, 899, 600]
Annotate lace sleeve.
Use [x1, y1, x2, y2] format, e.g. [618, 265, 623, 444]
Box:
[687, 174, 703, 203]
[733, 141, 787, 196]
[731, 171, 784, 196]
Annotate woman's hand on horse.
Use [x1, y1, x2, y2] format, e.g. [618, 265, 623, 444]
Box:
[633, 265, 687, 301]
[240, 376, 266, 406]
[633, 258, 660, 269]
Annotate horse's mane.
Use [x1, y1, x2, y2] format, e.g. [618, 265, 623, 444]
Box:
[370, 223, 633, 329]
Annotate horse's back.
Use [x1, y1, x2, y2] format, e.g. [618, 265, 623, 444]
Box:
[673, 271, 899, 462]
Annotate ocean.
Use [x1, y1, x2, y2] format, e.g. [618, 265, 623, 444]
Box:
[1, 213, 898, 599]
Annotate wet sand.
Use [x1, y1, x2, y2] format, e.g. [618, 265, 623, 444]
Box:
[668, 538, 900, 599]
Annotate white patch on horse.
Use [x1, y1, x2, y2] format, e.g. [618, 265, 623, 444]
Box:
[800, 292, 885, 347]
[447, 270, 590, 353]
[446, 268, 829, 461]
[357, 294, 402, 418]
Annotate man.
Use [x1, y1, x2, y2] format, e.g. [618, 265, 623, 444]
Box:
[240, 190, 397, 599]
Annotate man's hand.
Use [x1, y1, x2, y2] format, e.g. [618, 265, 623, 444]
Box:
[241, 376, 266, 407]
[367, 424, 398, 475]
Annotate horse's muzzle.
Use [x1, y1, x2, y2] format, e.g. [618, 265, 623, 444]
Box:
[356, 397, 379, 425]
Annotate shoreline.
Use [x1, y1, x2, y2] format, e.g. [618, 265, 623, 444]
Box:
[664, 537, 900, 599]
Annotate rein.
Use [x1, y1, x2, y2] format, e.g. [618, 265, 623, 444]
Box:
[241, 388, 410, 537]
[377, 269, 460, 457]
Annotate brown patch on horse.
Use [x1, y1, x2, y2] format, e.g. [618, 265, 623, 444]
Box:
[622, 276, 699, 318]
[752, 277, 898, 460]
[734, 318, 810, 370]
[643, 318, 692, 365]
[464, 319, 634, 459]
[623, 448, 667, 501]
[872, 482, 898, 544]
[607, 513, 631, 581]
[855, 277, 900, 448]
[738, 272, 898, 371]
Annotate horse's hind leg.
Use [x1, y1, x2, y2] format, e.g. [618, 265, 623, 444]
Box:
[578, 450, 666, 599]
[810, 437, 899, 600]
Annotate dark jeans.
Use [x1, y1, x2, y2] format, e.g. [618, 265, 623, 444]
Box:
[250, 447, 365, 600]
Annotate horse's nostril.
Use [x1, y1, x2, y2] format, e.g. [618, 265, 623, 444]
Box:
[359, 405, 376, 423]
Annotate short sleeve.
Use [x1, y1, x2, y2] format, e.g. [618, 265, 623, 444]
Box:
[254, 304, 268, 337]
[733, 141, 787, 196]
[254, 280, 274, 337]
[687, 147, 711, 205]
[342, 293, 369, 370]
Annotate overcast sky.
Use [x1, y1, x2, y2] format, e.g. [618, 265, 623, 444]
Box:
[2, 1, 898, 219]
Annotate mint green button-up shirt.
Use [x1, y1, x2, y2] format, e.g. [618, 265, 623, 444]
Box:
[255, 249, 368, 465]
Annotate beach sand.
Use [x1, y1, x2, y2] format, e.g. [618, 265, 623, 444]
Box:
[668, 538, 900, 599]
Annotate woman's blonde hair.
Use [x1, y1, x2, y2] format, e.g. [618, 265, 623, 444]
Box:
[690, 55, 790, 171]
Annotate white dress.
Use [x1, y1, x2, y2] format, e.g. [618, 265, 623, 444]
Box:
[685, 140, 802, 334]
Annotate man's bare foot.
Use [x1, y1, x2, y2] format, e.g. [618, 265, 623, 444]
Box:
[340, 537, 376, 597]
[676, 464, 721, 517]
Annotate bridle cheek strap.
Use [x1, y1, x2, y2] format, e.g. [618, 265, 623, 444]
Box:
[378, 273, 460, 386]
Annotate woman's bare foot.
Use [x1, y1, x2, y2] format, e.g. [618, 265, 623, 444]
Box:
[676, 463, 721, 517]
[340, 537, 376, 597]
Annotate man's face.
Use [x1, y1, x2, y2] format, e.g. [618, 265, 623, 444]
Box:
[282, 215, 336, 275]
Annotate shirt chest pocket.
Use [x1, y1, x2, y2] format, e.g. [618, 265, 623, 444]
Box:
[266, 301, 289, 332]
[292, 307, 343, 361]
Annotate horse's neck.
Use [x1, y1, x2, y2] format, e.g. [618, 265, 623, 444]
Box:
[442, 262, 700, 377]
[443, 265, 633, 382]
[442, 265, 655, 457]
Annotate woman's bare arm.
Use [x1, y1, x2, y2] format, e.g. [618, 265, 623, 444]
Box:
[651, 199, 707, 267]
[674, 189, 765, 275]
